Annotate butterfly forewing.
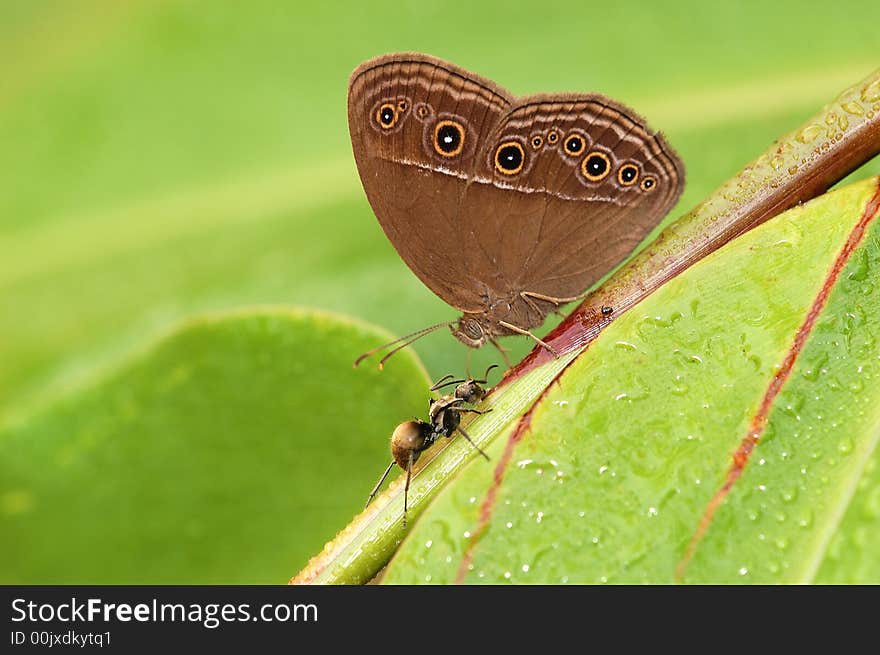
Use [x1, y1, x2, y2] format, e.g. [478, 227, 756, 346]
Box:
[347, 53, 514, 312]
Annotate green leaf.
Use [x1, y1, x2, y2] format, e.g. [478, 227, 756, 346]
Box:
[0, 308, 430, 583]
[380, 177, 880, 583]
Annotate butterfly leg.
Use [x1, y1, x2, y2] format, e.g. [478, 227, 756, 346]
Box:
[498, 320, 559, 357]
[489, 338, 512, 368]
[521, 291, 586, 317]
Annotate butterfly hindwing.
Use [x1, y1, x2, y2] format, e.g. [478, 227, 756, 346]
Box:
[460, 94, 684, 302]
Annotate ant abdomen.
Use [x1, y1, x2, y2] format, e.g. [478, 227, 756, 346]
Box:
[390, 420, 432, 470]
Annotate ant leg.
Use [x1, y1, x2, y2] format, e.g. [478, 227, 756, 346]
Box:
[450, 407, 494, 416]
[365, 460, 396, 508]
[403, 452, 414, 528]
[454, 425, 490, 461]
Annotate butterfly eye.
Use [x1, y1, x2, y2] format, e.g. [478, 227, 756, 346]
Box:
[494, 141, 525, 175]
[397, 99, 409, 112]
[581, 151, 611, 181]
[433, 120, 465, 157]
[547, 130, 560, 145]
[618, 164, 639, 186]
[641, 176, 657, 191]
[415, 103, 432, 120]
[564, 134, 585, 156]
[376, 103, 398, 129]
[531, 135, 544, 149]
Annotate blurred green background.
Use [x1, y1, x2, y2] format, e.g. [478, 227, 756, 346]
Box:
[1, 0, 879, 581]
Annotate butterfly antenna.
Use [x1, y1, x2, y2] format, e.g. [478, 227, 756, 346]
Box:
[354, 322, 453, 369]
[376, 323, 454, 370]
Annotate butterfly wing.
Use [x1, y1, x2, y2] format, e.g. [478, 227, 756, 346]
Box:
[459, 93, 685, 303]
[348, 54, 685, 329]
[347, 53, 514, 312]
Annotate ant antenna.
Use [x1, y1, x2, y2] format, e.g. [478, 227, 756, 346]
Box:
[429, 364, 500, 391]
[429, 374, 457, 391]
[477, 364, 499, 384]
[354, 322, 453, 369]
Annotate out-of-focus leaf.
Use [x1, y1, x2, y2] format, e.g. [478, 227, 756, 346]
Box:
[0, 308, 430, 583]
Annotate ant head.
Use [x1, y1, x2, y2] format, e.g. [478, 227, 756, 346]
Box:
[454, 379, 485, 404]
[455, 364, 499, 403]
[430, 364, 499, 403]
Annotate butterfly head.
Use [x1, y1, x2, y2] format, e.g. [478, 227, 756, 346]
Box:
[451, 315, 490, 349]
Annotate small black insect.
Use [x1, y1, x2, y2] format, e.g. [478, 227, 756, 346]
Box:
[365, 366, 497, 526]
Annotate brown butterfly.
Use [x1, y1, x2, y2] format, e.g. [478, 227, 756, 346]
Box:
[349, 53, 684, 367]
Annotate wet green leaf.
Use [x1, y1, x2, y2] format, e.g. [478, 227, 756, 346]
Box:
[382, 178, 880, 583]
[0, 308, 429, 583]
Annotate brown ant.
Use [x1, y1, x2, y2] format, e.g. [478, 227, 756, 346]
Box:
[365, 365, 497, 526]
